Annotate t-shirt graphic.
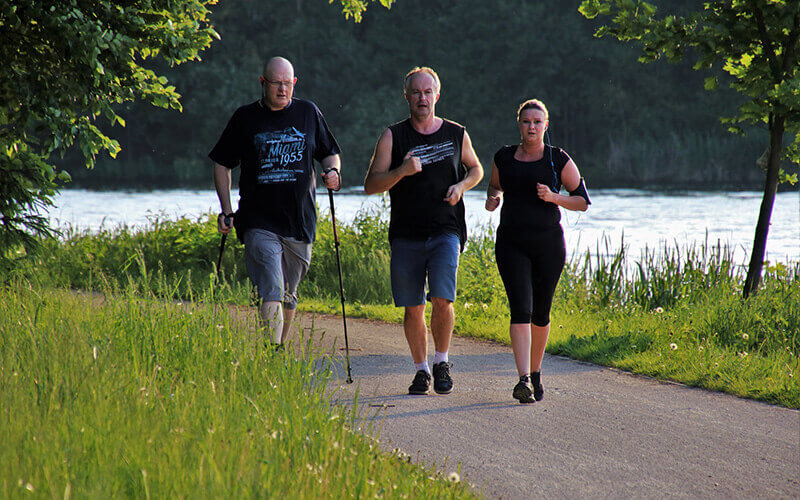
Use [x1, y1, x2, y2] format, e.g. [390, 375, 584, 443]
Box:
[407, 141, 456, 166]
[254, 127, 307, 184]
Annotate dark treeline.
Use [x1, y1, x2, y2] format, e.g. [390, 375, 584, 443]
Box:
[59, 0, 767, 190]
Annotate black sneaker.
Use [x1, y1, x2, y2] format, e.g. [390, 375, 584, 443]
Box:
[432, 362, 454, 394]
[531, 371, 544, 401]
[408, 370, 431, 395]
[513, 376, 535, 404]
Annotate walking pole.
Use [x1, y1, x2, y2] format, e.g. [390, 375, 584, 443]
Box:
[324, 168, 353, 384]
[217, 214, 232, 280]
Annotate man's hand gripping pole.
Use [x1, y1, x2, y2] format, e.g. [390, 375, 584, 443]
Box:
[217, 213, 233, 280]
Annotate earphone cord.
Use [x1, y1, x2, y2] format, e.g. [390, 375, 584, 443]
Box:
[545, 130, 558, 192]
[545, 129, 582, 227]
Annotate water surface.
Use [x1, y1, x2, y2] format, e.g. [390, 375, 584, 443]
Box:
[49, 188, 799, 266]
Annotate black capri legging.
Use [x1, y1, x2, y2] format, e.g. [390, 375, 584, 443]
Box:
[495, 226, 566, 326]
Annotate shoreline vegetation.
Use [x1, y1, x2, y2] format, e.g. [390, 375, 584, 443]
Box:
[10, 208, 798, 408]
[2, 207, 797, 494]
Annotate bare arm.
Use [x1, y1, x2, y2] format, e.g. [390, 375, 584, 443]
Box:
[485, 160, 502, 211]
[363, 129, 422, 194]
[213, 163, 235, 233]
[444, 130, 485, 205]
[320, 154, 342, 190]
[536, 159, 588, 212]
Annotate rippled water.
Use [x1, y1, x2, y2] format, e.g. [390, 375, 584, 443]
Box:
[49, 188, 799, 265]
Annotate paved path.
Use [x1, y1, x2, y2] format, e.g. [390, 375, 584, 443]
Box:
[292, 312, 799, 499]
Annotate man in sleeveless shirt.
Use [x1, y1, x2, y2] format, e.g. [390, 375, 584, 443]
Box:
[364, 67, 484, 395]
[210, 57, 342, 350]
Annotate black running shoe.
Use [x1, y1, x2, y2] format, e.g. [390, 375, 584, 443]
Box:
[531, 371, 544, 401]
[408, 370, 431, 395]
[432, 361, 454, 394]
[513, 376, 535, 404]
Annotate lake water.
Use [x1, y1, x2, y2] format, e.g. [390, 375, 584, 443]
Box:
[48, 188, 799, 266]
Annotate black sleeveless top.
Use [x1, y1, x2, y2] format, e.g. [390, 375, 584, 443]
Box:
[494, 145, 570, 238]
[387, 118, 467, 248]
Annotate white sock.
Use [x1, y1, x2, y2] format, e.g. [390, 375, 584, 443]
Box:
[434, 351, 448, 364]
[415, 361, 430, 374]
[260, 302, 284, 344]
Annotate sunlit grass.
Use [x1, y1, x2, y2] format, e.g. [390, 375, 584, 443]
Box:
[0, 278, 474, 498]
[15, 208, 800, 408]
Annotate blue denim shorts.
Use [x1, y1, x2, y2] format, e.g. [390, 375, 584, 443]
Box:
[390, 232, 460, 307]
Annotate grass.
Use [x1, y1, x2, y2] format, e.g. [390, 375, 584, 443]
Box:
[11, 207, 800, 408]
[0, 277, 473, 498]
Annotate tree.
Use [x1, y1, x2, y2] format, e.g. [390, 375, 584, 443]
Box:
[69, 0, 761, 191]
[336, 0, 394, 22]
[579, 0, 800, 297]
[0, 0, 220, 271]
[0, 0, 391, 272]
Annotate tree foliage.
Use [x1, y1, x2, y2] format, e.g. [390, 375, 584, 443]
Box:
[580, 0, 800, 166]
[63, 0, 765, 190]
[335, 0, 395, 22]
[0, 0, 395, 271]
[579, 0, 800, 295]
[0, 0, 221, 269]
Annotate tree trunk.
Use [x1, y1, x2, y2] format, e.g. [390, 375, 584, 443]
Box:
[743, 113, 785, 298]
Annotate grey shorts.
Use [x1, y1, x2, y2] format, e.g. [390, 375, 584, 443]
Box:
[243, 228, 311, 309]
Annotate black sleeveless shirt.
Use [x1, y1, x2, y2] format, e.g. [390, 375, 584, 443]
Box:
[494, 144, 570, 238]
[388, 118, 467, 248]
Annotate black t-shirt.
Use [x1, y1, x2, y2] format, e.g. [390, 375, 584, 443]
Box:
[494, 144, 570, 237]
[209, 98, 340, 243]
[387, 118, 467, 249]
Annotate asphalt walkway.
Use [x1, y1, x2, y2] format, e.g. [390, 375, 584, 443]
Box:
[292, 312, 799, 499]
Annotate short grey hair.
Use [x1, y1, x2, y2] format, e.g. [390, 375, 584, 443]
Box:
[404, 66, 441, 93]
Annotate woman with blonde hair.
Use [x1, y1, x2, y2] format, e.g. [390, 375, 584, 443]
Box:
[485, 99, 591, 403]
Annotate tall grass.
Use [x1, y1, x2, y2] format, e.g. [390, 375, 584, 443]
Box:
[0, 277, 473, 498]
[15, 207, 800, 407]
[564, 236, 740, 311]
[31, 214, 251, 302]
[32, 207, 393, 307]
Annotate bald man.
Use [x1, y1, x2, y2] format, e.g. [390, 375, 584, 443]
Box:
[210, 57, 342, 348]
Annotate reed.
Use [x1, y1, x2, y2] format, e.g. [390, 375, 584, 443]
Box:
[570, 235, 740, 311]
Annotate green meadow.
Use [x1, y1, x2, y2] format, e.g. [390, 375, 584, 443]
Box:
[24, 205, 800, 408]
[0, 278, 472, 498]
[2, 205, 798, 495]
